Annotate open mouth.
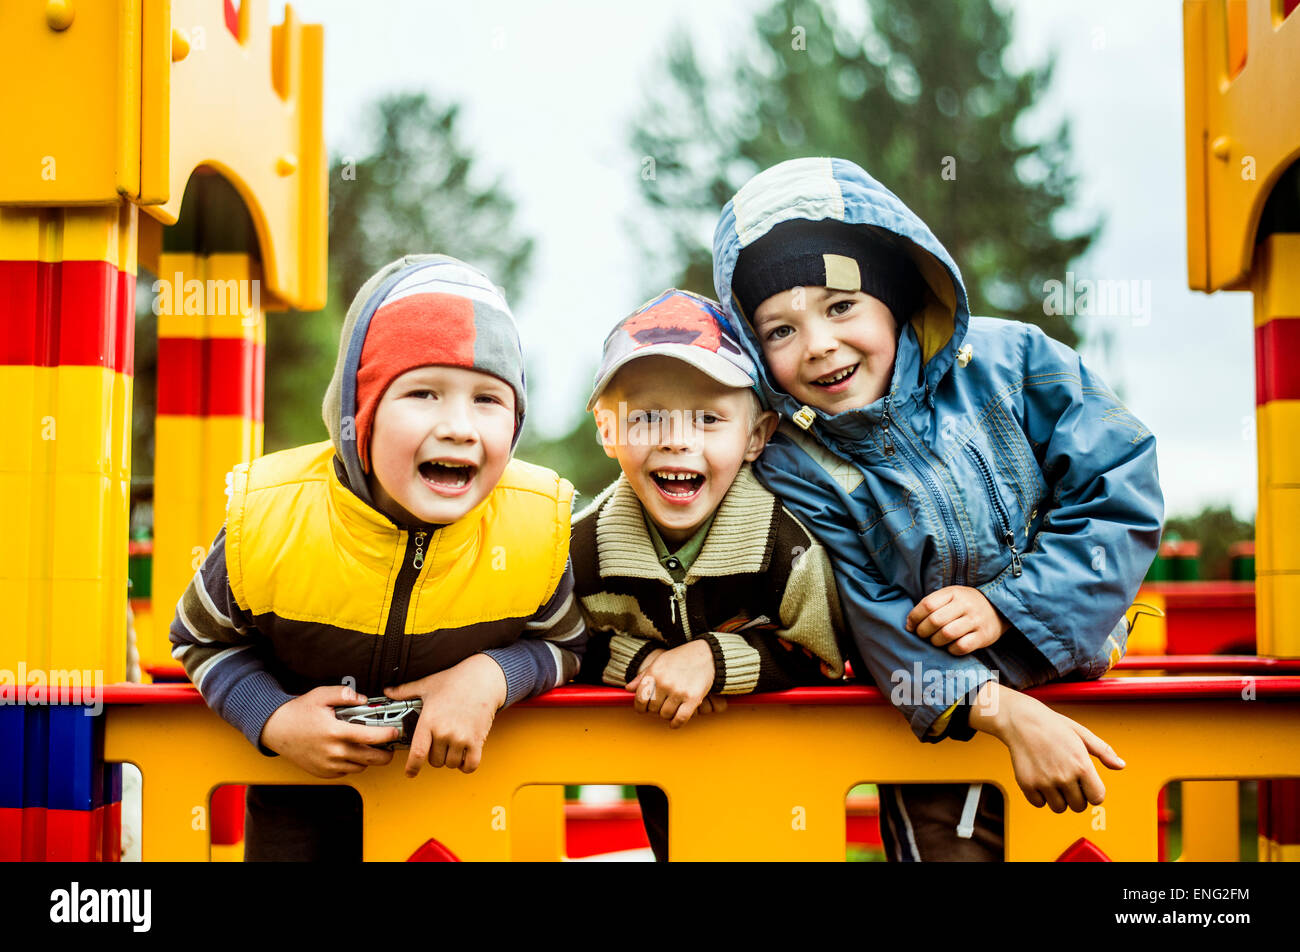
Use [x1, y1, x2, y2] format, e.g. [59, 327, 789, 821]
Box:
[418, 460, 477, 493]
[811, 364, 859, 388]
[651, 469, 704, 502]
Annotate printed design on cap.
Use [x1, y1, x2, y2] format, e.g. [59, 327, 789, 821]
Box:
[624, 292, 745, 361]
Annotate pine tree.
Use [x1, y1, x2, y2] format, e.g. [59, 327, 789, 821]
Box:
[631, 0, 1096, 347]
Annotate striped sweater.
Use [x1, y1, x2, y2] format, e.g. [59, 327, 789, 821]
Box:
[573, 464, 845, 693]
[169, 443, 587, 750]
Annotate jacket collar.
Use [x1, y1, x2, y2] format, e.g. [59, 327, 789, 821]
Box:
[594, 464, 777, 582]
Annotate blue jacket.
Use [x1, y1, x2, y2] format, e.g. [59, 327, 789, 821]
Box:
[712, 157, 1164, 740]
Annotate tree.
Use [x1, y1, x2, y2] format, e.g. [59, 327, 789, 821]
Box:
[630, 0, 1097, 347]
[264, 92, 536, 452]
[1164, 505, 1254, 580]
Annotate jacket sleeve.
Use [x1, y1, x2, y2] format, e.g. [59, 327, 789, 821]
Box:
[167, 526, 295, 752]
[977, 325, 1164, 680]
[482, 558, 588, 706]
[755, 436, 1000, 741]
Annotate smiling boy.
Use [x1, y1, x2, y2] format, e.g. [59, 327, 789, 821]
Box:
[168, 255, 586, 860]
[573, 290, 845, 860]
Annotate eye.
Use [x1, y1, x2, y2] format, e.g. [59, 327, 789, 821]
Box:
[698, 412, 721, 426]
[408, 389, 436, 399]
[828, 299, 855, 316]
[475, 392, 505, 406]
[764, 324, 794, 342]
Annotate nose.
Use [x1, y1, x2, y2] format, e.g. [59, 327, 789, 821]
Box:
[433, 397, 477, 444]
[656, 410, 693, 452]
[803, 318, 837, 362]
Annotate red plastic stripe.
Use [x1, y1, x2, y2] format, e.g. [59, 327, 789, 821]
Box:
[0, 808, 20, 861]
[44, 806, 105, 861]
[66, 675, 1300, 708]
[1255, 318, 1300, 405]
[1114, 655, 1300, 674]
[156, 336, 265, 420]
[0, 260, 134, 372]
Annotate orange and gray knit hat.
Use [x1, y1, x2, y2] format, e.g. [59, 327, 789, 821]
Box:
[321, 254, 526, 504]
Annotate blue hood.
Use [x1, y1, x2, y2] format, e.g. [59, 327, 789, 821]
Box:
[713, 157, 969, 436]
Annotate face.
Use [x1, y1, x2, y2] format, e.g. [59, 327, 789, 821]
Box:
[595, 357, 777, 547]
[752, 287, 898, 414]
[366, 365, 516, 526]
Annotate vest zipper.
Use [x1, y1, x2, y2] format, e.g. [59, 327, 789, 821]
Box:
[378, 528, 427, 685]
[880, 392, 895, 456]
[965, 444, 1023, 577]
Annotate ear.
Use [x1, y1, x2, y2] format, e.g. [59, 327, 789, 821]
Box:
[743, 410, 780, 461]
[592, 406, 619, 460]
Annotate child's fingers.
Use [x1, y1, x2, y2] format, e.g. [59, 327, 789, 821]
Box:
[443, 744, 464, 771]
[915, 601, 964, 640]
[1073, 721, 1126, 770]
[429, 735, 449, 768]
[1080, 765, 1107, 805]
[1060, 779, 1088, 813]
[383, 683, 418, 701]
[946, 628, 987, 656]
[341, 741, 392, 768]
[906, 589, 956, 632]
[1019, 783, 1046, 809]
[1042, 785, 1068, 814]
[461, 745, 482, 774]
[658, 694, 680, 722]
[710, 695, 728, 713]
[670, 698, 699, 729]
[405, 726, 431, 778]
[626, 673, 643, 693]
[340, 723, 400, 748]
[633, 676, 656, 714]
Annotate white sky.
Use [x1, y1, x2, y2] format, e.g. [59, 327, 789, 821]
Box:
[288, 0, 1258, 519]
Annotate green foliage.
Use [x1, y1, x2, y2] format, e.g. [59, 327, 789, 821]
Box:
[630, 0, 1097, 347]
[1164, 505, 1254, 580]
[265, 92, 536, 453]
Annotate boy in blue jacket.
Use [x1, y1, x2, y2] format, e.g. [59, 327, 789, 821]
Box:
[712, 157, 1164, 860]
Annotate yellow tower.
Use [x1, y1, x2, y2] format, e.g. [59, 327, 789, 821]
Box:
[0, 0, 326, 684]
[1183, 0, 1300, 860]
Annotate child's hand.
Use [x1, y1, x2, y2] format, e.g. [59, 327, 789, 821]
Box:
[385, 653, 508, 777]
[906, 586, 1010, 655]
[970, 681, 1126, 811]
[626, 639, 716, 728]
[260, 685, 399, 779]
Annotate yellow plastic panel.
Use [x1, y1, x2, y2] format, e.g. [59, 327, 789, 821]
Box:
[0, 1, 140, 204]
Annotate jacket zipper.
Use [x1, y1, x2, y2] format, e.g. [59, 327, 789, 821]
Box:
[668, 581, 694, 641]
[965, 444, 1023, 577]
[881, 394, 969, 585]
[378, 528, 427, 684]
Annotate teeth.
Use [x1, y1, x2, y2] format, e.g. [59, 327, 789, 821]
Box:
[653, 471, 700, 481]
[814, 365, 856, 385]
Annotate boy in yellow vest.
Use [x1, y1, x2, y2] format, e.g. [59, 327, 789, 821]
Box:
[168, 255, 585, 860]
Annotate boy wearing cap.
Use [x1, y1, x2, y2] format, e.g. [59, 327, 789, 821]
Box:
[168, 254, 586, 860]
[712, 158, 1163, 860]
[574, 289, 846, 860]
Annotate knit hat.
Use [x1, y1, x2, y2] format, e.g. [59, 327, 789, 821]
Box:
[731, 217, 920, 323]
[586, 289, 757, 411]
[322, 255, 526, 501]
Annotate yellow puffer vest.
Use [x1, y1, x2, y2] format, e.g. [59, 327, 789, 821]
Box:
[224, 441, 573, 693]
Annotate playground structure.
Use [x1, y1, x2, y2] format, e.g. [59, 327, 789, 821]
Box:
[2, 0, 1300, 861]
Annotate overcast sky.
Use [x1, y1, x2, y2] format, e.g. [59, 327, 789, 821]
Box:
[289, 0, 1258, 519]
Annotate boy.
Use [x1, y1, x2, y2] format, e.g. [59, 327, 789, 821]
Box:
[712, 157, 1163, 860]
[168, 255, 586, 860]
[574, 289, 846, 860]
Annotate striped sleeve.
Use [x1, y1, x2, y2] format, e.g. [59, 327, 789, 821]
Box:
[167, 526, 294, 751]
[481, 558, 588, 706]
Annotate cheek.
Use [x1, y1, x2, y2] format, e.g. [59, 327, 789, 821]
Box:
[763, 345, 802, 391]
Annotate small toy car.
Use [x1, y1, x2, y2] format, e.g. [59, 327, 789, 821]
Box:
[334, 697, 423, 749]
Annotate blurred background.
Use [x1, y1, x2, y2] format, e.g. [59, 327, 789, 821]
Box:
[132, 0, 1258, 573]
